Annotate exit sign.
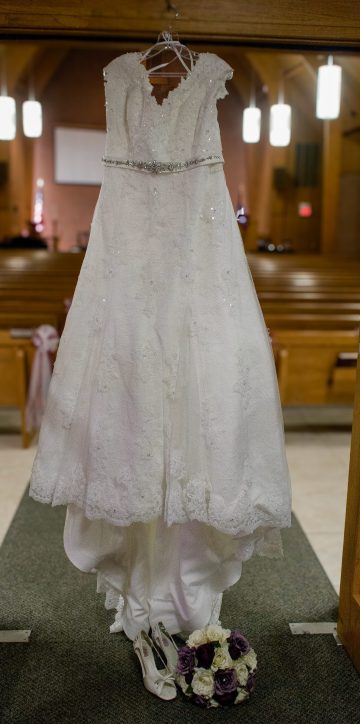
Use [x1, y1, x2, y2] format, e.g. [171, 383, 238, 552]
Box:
[298, 202, 312, 218]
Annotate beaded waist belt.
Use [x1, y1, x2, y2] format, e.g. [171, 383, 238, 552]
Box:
[101, 154, 223, 174]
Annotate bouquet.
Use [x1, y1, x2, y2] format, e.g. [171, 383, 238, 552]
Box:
[175, 624, 257, 708]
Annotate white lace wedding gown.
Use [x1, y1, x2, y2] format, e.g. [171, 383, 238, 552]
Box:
[29, 50, 292, 641]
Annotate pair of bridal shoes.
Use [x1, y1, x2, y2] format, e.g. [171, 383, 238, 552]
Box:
[133, 627, 178, 701]
[133, 622, 177, 701]
[151, 621, 179, 675]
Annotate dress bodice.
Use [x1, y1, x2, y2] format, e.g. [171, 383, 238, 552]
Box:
[102, 51, 234, 172]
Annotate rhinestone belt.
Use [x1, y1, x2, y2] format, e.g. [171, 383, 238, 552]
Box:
[101, 154, 223, 174]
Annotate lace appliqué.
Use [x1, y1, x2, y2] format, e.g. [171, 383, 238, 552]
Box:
[96, 350, 120, 393]
[215, 66, 234, 100]
[232, 346, 252, 404]
[163, 443, 290, 552]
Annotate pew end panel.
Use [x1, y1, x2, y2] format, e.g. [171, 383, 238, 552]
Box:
[271, 329, 359, 405]
[0, 331, 36, 448]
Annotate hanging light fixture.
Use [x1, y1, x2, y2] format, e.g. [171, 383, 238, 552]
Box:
[242, 70, 261, 143]
[22, 58, 42, 138]
[243, 107, 261, 144]
[22, 99, 42, 137]
[0, 95, 16, 140]
[270, 103, 291, 146]
[316, 55, 342, 120]
[0, 50, 16, 140]
[270, 81, 291, 147]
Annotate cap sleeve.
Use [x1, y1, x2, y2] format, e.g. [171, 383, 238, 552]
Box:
[213, 55, 234, 100]
[102, 54, 128, 81]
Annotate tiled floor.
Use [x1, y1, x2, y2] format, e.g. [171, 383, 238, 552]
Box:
[0, 406, 353, 594]
[284, 430, 350, 593]
[0, 433, 37, 547]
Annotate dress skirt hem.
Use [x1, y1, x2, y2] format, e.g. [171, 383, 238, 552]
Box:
[62, 502, 290, 641]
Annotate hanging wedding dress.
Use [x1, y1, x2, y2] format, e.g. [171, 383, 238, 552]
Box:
[29, 42, 292, 641]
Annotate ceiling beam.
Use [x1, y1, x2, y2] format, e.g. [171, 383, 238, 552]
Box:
[0, 1, 359, 47]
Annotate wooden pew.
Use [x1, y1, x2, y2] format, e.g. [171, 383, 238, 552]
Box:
[0, 330, 35, 447]
[0, 250, 84, 332]
[0, 250, 82, 443]
[0, 250, 359, 412]
[247, 254, 360, 405]
[272, 329, 358, 405]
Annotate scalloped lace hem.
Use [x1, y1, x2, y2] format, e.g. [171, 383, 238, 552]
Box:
[29, 486, 291, 558]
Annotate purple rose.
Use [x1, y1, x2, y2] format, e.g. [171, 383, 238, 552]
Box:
[246, 672, 256, 692]
[213, 689, 238, 706]
[196, 642, 215, 669]
[184, 671, 194, 685]
[227, 629, 250, 660]
[214, 668, 238, 696]
[176, 645, 196, 675]
[191, 693, 208, 707]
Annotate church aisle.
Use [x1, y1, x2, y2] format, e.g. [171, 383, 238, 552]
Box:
[0, 483, 359, 723]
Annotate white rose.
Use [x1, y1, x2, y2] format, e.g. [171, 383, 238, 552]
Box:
[235, 688, 250, 704]
[205, 625, 231, 644]
[191, 668, 215, 699]
[234, 660, 249, 686]
[211, 645, 232, 671]
[242, 648, 257, 671]
[187, 628, 207, 647]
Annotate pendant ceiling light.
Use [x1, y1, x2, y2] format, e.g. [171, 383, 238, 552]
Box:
[22, 59, 43, 138]
[0, 95, 16, 140]
[243, 107, 261, 144]
[270, 103, 291, 147]
[242, 72, 261, 143]
[0, 52, 16, 140]
[270, 83, 291, 147]
[316, 55, 342, 120]
[22, 99, 42, 138]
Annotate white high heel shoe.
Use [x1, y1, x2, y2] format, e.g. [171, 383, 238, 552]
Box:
[151, 621, 179, 675]
[133, 630, 177, 701]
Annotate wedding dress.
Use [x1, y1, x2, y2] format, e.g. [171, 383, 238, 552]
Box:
[29, 47, 292, 641]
